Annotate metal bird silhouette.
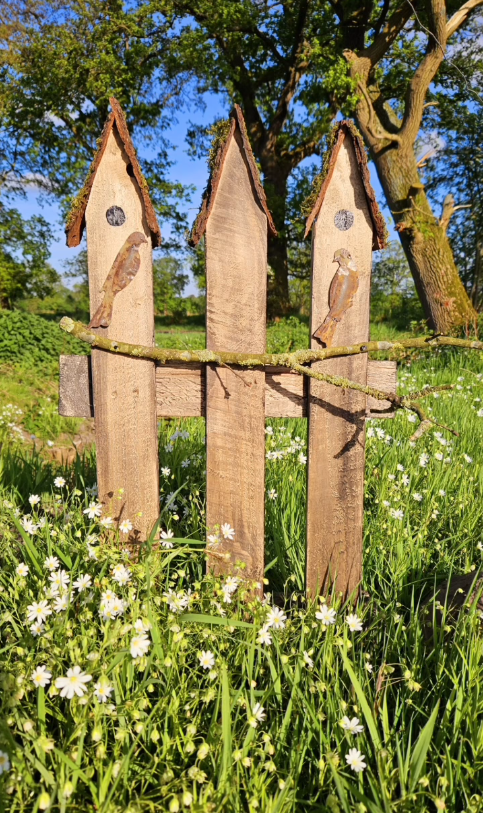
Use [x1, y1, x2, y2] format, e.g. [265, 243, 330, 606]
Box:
[313, 248, 359, 347]
[88, 231, 148, 328]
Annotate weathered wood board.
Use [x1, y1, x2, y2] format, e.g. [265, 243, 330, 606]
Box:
[84, 127, 159, 539]
[204, 127, 268, 586]
[306, 133, 374, 597]
[60, 356, 397, 420]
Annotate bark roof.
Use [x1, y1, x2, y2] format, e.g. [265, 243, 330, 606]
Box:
[189, 104, 277, 246]
[304, 120, 387, 250]
[65, 97, 162, 248]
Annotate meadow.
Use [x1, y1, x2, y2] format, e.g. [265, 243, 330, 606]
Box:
[0, 311, 483, 812]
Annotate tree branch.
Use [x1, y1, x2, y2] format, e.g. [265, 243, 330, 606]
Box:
[446, 0, 483, 38]
[400, 0, 447, 145]
[363, 2, 415, 67]
[268, 0, 310, 144]
[60, 317, 483, 437]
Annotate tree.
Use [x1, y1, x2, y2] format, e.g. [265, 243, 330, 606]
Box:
[342, 1, 481, 331]
[0, 204, 58, 308]
[2, 0, 482, 324]
[422, 36, 483, 310]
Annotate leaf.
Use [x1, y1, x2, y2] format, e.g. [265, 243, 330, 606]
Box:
[219, 666, 232, 787]
[339, 648, 382, 751]
[10, 515, 42, 575]
[180, 613, 253, 629]
[409, 701, 440, 791]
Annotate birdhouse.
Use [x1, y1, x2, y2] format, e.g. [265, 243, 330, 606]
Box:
[304, 120, 387, 597]
[189, 105, 277, 587]
[65, 97, 161, 540]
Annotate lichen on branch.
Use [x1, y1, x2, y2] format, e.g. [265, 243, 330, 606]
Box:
[59, 317, 482, 438]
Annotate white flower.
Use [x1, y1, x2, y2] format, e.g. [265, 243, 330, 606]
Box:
[101, 597, 125, 620]
[100, 516, 114, 528]
[267, 489, 278, 500]
[181, 459, 190, 468]
[112, 564, 131, 585]
[161, 529, 175, 549]
[365, 662, 373, 673]
[298, 452, 307, 464]
[303, 651, 314, 669]
[22, 517, 37, 535]
[50, 569, 70, 590]
[55, 666, 92, 699]
[119, 519, 133, 534]
[435, 452, 444, 461]
[207, 533, 220, 547]
[265, 426, 274, 435]
[390, 508, 404, 520]
[130, 633, 151, 659]
[346, 613, 363, 632]
[221, 523, 235, 541]
[402, 474, 410, 486]
[44, 556, 59, 571]
[30, 622, 44, 636]
[16, 563, 29, 577]
[439, 489, 446, 497]
[248, 703, 265, 728]
[266, 606, 286, 630]
[26, 601, 52, 624]
[83, 501, 103, 519]
[0, 750, 10, 775]
[87, 545, 99, 560]
[345, 748, 366, 773]
[340, 716, 364, 735]
[53, 594, 69, 613]
[396, 464, 405, 472]
[224, 576, 239, 594]
[419, 453, 430, 468]
[101, 589, 117, 603]
[222, 585, 234, 604]
[316, 604, 337, 626]
[477, 408, 483, 418]
[73, 574, 92, 593]
[164, 589, 190, 613]
[54, 477, 66, 488]
[161, 467, 171, 476]
[198, 651, 215, 670]
[29, 494, 41, 506]
[464, 454, 473, 463]
[133, 618, 151, 633]
[94, 680, 114, 703]
[256, 625, 272, 645]
[413, 493, 423, 502]
[31, 666, 52, 688]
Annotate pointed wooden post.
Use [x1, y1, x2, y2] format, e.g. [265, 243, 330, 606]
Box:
[65, 98, 161, 540]
[190, 106, 277, 587]
[304, 121, 387, 597]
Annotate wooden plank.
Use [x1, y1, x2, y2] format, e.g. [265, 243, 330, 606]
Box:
[59, 355, 93, 418]
[60, 357, 396, 420]
[85, 126, 159, 540]
[366, 360, 397, 418]
[205, 127, 267, 586]
[306, 133, 374, 598]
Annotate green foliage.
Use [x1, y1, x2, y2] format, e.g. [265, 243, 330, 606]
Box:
[153, 256, 190, 318]
[371, 242, 424, 328]
[0, 310, 87, 369]
[0, 204, 58, 308]
[0, 345, 483, 809]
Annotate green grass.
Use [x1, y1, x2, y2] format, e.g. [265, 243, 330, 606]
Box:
[0, 316, 482, 811]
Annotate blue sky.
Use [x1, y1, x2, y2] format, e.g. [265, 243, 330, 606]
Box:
[12, 97, 395, 296]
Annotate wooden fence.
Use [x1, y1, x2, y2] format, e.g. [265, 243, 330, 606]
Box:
[60, 98, 397, 598]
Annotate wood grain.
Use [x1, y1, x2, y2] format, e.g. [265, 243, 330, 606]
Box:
[60, 357, 397, 420]
[306, 133, 374, 598]
[205, 127, 267, 587]
[59, 355, 93, 418]
[85, 127, 159, 540]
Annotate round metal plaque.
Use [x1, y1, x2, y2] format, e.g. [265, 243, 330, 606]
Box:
[334, 209, 354, 231]
[106, 206, 126, 227]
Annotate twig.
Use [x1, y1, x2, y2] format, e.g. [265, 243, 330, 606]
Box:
[60, 317, 483, 438]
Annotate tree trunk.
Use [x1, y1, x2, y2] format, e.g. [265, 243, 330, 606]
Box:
[367, 141, 478, 332]
[262, 162, 291, 316]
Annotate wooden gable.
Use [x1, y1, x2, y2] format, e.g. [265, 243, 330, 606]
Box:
[65, 97, 161, 248]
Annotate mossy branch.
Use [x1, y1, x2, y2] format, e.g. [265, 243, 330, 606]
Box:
[60, 317, 482, 436]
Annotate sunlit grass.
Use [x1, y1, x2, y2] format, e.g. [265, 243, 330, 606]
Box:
[0, 327, 482, 810]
